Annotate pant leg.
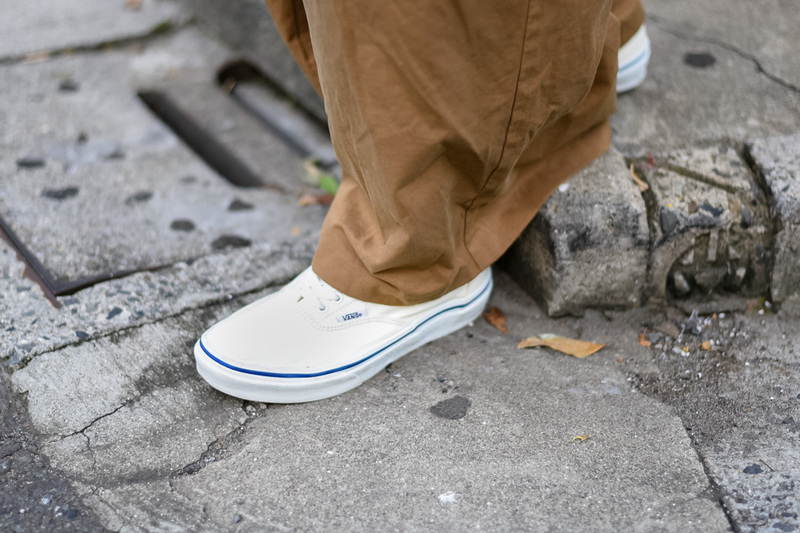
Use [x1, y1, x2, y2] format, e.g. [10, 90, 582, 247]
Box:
[266, 0, 644, 306]
[263, 0, 321, 95]
[613, 0, 646, 43]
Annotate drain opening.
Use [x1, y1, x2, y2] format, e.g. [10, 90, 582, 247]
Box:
[216, 60, 338, 173]
[137, 90, 283, 191]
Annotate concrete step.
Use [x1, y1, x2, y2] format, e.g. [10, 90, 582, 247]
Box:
[0, 28, 327, 294]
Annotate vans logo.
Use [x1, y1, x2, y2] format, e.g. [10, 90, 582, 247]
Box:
[337, 310, 365, 323]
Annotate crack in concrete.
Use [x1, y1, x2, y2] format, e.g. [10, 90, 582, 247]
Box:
[60, 401, 132, 440]
[687, 439, 743, 533]
[649, 17, 800, 96]
[0, 17, 190, 66]
[170, 405, 263, 480]
[661, 162, 743, 195]
[626, 371, 741, 532]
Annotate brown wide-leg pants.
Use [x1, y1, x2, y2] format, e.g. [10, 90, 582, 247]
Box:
[265, 0, 645, 305]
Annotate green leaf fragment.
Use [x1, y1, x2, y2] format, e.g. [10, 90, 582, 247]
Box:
[318, 174, 339, 195]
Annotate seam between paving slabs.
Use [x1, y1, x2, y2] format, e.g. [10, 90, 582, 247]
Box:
[686, 434, 742, 533]
[741, 142, 782, 299]
[626, 371, 740, 533]
[6, 264, 299, 372]
[648, 17, 800, 96]
[0, 17, 189, 66]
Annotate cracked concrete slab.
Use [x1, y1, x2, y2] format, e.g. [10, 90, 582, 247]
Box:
[0, 0, 185, 60]
[11, 310, 246, 480]
[167, 275, 727, 532]
[11, 272, 730, 531]
[636, 307, 800, 533]
[611, 21, 800, 155]
[644, 0, 800, 91]
[0, 28, 324, 284]
[0, 235, 310, 365]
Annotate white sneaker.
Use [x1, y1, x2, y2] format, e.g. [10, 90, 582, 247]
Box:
[194, 266, 493, 403]
[617, 24, 651, 93]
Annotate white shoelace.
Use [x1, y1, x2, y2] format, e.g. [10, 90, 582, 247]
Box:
[295, 273, 343, 311]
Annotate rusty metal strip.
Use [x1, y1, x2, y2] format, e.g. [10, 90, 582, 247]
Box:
[0, 216, 61, 308]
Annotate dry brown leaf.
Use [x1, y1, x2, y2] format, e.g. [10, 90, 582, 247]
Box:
[629, 162, 649, 192]
[571, 435, 589, 443]
[298, 193, 334, 207]
[24, 51, 51, 64]
[701, 341, 712, 351]
[517, 334, 606, 358]
[638, 332, 652, 348]
[125, 0, 142, 9]
[483, 306, 508, 333]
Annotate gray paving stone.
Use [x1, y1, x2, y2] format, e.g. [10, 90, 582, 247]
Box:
[9, 272, 728, 531]
[0, 0, 185, 60]
[747, 133, 800, 304]
[10, 308, 247, 531]
[644, 0, 800, 90]
[611, 21, 800, 156]
[641, 145, 772, 303]
[0, 237, 309, 365]
[638, 308, 800, 533]
[0, 28, 325, 285]
[505, 148, 649, 317]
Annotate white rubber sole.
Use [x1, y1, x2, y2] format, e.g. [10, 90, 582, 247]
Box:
[194, 271, 493, 404]
[617, 24, 651, 93]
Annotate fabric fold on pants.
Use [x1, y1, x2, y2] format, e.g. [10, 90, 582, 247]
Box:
[265, 0, 645, 305]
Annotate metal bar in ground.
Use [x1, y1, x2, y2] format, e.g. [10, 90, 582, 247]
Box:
[0, 216, 61, 308]
[138, 90, 284, 192]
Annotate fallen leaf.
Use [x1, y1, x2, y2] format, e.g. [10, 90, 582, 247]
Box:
[318, 174, 340, 195]
[517, 334, 606, 358]
[125, 0, 142, 10]
[290, 226, 301, 237]
[629, 162, 649, 192]
[682, 345, 691, 353]
[483, 306, 508, 333]
[571, 435, 589, 443]
[701, 341, 712, 351]
[23, 51, 51, 64]
[298, 193, 334, 207]
[638, 332, 652, 348]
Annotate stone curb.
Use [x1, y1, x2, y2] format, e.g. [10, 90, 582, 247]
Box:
[507, 134, 800, 316]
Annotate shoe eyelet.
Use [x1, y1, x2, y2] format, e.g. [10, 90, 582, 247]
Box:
[333, 294, 342, 302]
[318, 304, 326, 312]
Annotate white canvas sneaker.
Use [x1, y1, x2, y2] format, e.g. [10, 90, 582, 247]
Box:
[194, 267, 493, 403]
[617, 24, 651, 93]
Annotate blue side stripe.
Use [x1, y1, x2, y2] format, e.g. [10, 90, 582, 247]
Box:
[618, 46, 650, 74]
[200, 276, 493, 379]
